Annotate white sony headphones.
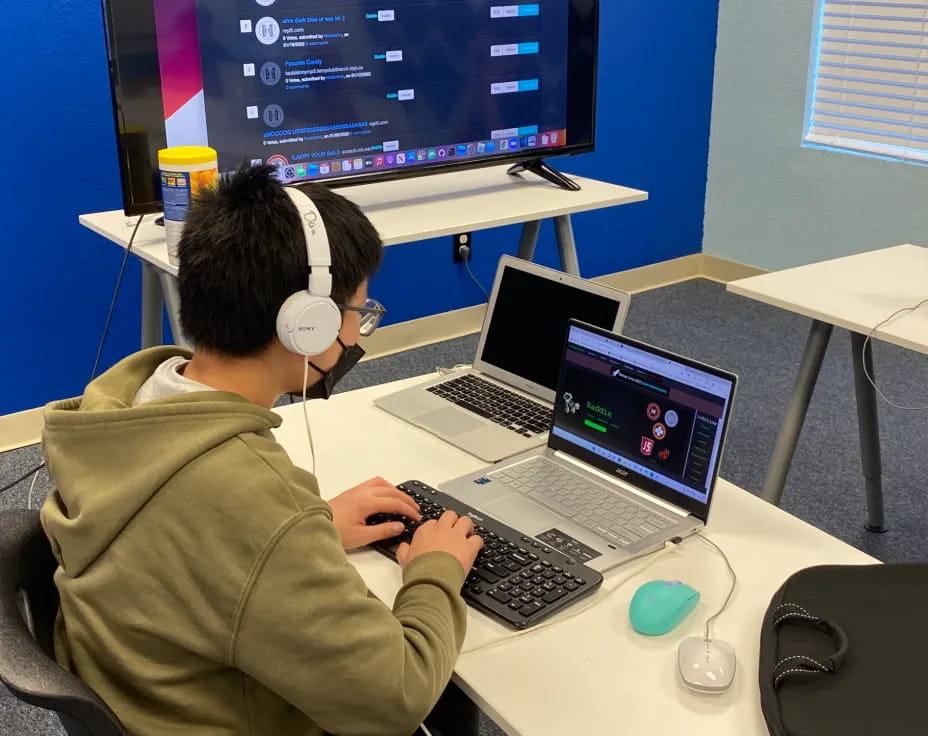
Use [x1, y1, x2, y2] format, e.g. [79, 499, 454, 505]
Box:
[276, 187, 342, 356]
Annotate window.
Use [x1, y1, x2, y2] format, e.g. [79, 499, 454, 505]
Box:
[805, 1, 928, 163]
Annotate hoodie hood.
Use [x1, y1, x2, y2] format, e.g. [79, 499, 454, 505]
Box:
[41, 347, 282, 576]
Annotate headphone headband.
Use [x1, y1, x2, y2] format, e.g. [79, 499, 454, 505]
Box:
[284, 186, 332, 298]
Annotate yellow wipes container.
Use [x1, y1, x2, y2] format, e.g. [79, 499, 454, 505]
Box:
[158, 146, 218, 266]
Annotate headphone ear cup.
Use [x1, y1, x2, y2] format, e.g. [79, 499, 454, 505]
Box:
[276, 291, 342, 356]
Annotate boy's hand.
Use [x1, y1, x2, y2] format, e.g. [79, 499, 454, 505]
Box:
[329, 477, 421, 550]
[396, 510, 484, 576]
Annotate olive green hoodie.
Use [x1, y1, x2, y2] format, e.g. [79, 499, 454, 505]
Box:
[40, 347, 467, 736]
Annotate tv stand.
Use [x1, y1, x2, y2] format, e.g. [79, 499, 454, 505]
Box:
[507, 159, 582, 192]
[79, 165, 646, 349]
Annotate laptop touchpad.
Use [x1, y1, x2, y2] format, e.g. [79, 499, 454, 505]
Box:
[418, 407, 483, 436]
[482, 494, 561, 533]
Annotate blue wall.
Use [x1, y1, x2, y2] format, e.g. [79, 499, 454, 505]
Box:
[0, 1, 719, 415]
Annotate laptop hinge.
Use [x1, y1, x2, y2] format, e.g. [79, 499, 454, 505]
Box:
[553, 451, 690, 518]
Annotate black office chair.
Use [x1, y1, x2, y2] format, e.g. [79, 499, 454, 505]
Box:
[0, 509, 128, 736]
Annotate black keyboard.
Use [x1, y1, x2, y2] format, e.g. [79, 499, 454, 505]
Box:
[425, 374, 552, 437]
[368, 480, 603, 629]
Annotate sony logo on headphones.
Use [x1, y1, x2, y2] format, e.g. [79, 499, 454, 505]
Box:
[297, 326, 315, 331]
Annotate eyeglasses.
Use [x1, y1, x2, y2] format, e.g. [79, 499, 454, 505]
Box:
[339, 298, 386, 337]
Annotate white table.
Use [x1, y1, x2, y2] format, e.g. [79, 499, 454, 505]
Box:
[727, 244, 928, 531]
[79, 166, 647, 348]
[272, 375, 876, 736]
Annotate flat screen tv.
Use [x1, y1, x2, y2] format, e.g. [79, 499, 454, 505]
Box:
[102, 0, 600, 214]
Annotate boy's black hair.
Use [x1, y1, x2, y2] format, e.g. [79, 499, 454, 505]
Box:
[177, 165, 382, 356]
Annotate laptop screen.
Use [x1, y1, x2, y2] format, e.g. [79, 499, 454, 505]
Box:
[478, 263, 624, 395]
[548, 321, 737, 521]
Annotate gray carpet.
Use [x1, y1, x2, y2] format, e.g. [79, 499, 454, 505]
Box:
[3, 278, 927, 734]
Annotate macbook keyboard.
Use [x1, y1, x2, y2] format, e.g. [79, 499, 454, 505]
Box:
[488, 457, 677, 547]
[425, 374, 552, 437]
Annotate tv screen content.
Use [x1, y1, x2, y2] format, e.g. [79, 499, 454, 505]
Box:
[104, 0, 599, 213]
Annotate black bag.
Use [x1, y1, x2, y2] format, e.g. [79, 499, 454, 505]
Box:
[759, 564, 928, 736]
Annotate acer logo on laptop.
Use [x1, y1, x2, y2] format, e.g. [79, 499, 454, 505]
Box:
[615, 468, 629, 477]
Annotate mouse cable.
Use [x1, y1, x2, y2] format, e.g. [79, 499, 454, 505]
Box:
[0, 462, 45, 497]
[697, 534, 737, 644]
[459, 538, 681, 656]
[861, 297, 928, 411]
[90, 214, 147, 381]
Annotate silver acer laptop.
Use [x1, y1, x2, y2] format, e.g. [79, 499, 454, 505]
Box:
[374, 256, 630, 462]
[440, 319, 738, 572]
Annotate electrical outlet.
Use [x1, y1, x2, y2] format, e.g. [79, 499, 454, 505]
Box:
[452, 232, 472, 262]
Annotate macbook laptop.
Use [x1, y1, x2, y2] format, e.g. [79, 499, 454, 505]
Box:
[440, 319, 738, 572]
[374, 256, 630, 462]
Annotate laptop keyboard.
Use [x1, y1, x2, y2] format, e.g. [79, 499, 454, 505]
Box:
[488, 457, 678, 548]
[368, 481, 602, 630]
[426, 374, 552, 437]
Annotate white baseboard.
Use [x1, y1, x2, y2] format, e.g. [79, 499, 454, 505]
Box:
[0, 407, 44, 453]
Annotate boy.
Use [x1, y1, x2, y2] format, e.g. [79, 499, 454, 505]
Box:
[41, 166, 482, 735]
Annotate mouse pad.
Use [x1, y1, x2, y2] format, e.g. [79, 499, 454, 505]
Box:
[417, 407, 483, 436]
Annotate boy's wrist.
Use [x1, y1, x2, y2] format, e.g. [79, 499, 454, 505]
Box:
[401, 550, 467, 590]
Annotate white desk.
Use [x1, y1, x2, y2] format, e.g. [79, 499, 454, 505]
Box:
[79, 166, 647, 348]
[273, 375, 876, 736]
[728, 244, 928, 531]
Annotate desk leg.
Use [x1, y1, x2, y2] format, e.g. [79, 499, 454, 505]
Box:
[761, 320, 833, 505]
[159, 273, 190, 347]
[141, 263, 163, 348]
[850, 331, 887, 532]
[517, 220, 541, 262]
[553, 215, 580, 276]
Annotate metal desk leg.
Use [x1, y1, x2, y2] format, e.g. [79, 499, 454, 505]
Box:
[850, 331, 887, 532]
[761, 320, 833, 504]
[517, 220, 542, 262]
[141, 263, 163, 348]
[553, 215, 580, 276]
[159, 272, 190, 348]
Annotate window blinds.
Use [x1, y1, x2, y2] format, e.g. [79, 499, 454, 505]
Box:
[806, 1, 928, 162]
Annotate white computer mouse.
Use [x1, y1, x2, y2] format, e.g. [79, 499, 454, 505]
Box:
[677, 637, 736, 693]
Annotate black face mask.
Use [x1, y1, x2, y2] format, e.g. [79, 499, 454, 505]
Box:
[305, 338, 365, 400]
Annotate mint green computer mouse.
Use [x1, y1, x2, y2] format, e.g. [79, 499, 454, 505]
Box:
[629, 580, 700, 636]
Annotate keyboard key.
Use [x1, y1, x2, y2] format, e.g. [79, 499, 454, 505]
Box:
[519, 601, 545, 617]
[483, 562, 508, 577]
[488, 589, 512, 604]
[476, 569, 500, 585]
[542, 588, 568, 604]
